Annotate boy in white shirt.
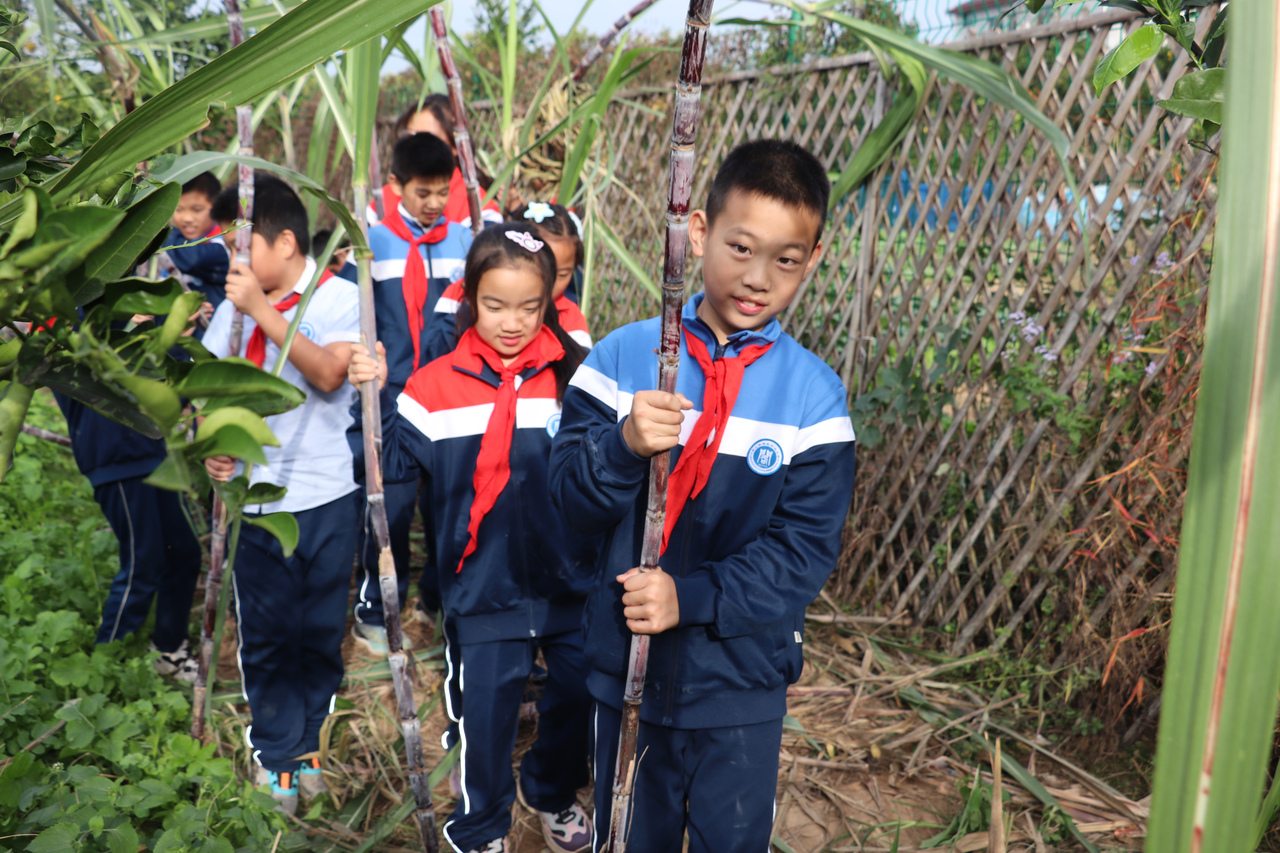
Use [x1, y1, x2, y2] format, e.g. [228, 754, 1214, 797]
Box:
[203, 175, 361, 815]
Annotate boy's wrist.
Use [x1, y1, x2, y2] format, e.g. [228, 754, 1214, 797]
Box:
[604, 419, 651, 477]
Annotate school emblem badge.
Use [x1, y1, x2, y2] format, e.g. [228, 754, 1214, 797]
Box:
[746, 438, 783, 475]
[546, 413, 562, 438]
[298, 322, 316, 341]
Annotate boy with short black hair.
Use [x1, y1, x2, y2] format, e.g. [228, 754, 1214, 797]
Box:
[354, 131, 473, 652]
[202, 174, 362, 815]
[549, 139, 857, 853]
[158, 172, 229, 323]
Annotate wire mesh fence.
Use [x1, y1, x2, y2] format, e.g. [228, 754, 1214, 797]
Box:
[463, 6, 1218, 662]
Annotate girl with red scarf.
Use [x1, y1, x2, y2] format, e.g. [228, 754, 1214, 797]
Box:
[347, 225, 593, 853]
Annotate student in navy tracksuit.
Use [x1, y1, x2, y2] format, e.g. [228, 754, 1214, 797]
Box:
[54, 397, 202, 678]
[348, 225, 593, 853]
[549, 140, 858, 853]
[156, 172, 229, 331]
[422, 202, 592, 364]
[203, 176, 362, 815]
[354, 133, 474, 652]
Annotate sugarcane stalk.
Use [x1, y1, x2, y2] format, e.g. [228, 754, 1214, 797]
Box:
[428, 9, 483, 236]
[370, 128, 385, 221]
[193, 0, 255, 744]
[603, 3, 714, 851]
[571, 0, 661, 83]
[348, 31, 437, 850]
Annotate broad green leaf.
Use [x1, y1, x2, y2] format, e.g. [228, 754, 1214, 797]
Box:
[195, 406, 280, 447]
[0, 148, 27, 193]
[1094, 25, 1164, 94]
[15, 0, 442, 215]
[245, 511, 299, 557]
[27, 823, 80, 853]
[193, 423, 269, 465]
[0, 40, 19, 61]
[114, 373, 182, 431]
[20, 205, 125, 280]
[104, 824, 139, 853]
[175, 358, 306, 416]
[56, 114, 100, 151]
[1148, 4, 1280, 852]
[13, 121, 56, 157]
[81, 182, 181, 283]
[49, 650, 93, 687]
[144, 453, 196, 495]
[0, 380, 34, 483]
[245, 481, 288, 505]
[149, 291, 205, 355]
[22, 359, 163, 438]
[830, 52, 925, 202]
[1157, 68, 1225, 126]
[103, 277, 185, 316]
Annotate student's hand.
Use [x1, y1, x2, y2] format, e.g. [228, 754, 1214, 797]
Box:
[205, 455, 236, 482]
[622, 391, 694, 457]
[616, 567, 679, 634]
[130, 314, 154, 325]
[196, 302, 214, 323]
[348, 342, 387, 391]
[225, 261, 270, 318]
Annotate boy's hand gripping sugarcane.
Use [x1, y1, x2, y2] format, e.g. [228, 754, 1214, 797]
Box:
[429, 9, 484, 237]
[603, 2, 715, 851]
[192, 0, 254, 743]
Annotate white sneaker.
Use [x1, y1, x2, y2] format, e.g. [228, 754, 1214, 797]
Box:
[152, 639, 199, 683]
[465, 840, 508, 853]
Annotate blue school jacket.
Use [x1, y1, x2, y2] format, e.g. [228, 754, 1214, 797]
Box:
[159, 226, 229, 313]
[368, 211, 472, 397]
[548, 293, 858, 730]
[350, 333, 592, 645]
[54, 395, 166, 488]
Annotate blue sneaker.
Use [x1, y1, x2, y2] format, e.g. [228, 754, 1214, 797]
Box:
[254, 765, 298, 815]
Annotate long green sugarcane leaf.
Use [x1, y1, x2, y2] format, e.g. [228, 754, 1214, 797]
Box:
[20, 0, 440, 214]
[1147, 3, 1280, 852]
[828, 51, 925, 201]
[558, 45, 649, 205]
[348, 37, 381, 186]
[148, 152, 369, 253]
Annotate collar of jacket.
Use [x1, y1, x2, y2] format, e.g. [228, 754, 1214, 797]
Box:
[450, 326, 563, 389]
[683, 292, 783, 358]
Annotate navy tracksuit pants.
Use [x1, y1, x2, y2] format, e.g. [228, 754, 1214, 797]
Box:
[93, 475, 202, 651]
[233, 491, 359, 773]
[590, 703, 784, 853]
[441, 629, 591, 853]
[354, 480, 441, 625]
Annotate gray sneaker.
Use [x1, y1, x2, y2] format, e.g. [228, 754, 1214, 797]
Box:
[253, 765, 298, 816]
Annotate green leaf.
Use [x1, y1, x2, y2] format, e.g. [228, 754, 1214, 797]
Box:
[57, 114, 100, 151]
[82, 182, 180, 283]
[192, 423, 269, 465]
[103, 277, 185, 316]
[49, 650, 93, 687]
[104, 824, 139, 853]
[176, 359, 306, 416]
[1147, 4, 1280, 851]
[594, 215, 659, 301]
[0, 40, 19, 61]
[195, 406, 280, 448]
[13, 121, 56, 157]
[149, 291, 205, 356]
[27, 823, 81, 853]
[0, 188, 39, 259]
[32, 0, 445, 211]
[21, 358, 163, 439]
[1157, 68, 1225, 125]
[0, 148, 28, 193]
[245, 511, 299, 557]
[1094, 25, 1164, 94]
[830, 53, 925, 202]
[245, 481, 288, 505]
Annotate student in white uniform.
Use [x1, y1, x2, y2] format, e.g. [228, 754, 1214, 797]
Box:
[203, 175, 361, 815]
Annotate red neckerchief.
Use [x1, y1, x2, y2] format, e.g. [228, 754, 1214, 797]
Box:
[244, 269, 333, 368]
[454, 325, 565, 573]
[382, 204, 450, 370]
[207, 224, 223, 239]
[443, 167, 500, 226]
[662, 329, 774, 554]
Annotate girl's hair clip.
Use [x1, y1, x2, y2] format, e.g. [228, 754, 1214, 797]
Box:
[566, 208, 583, 238]
[523, 202, 554, 224]
[505, 230, 545, 253]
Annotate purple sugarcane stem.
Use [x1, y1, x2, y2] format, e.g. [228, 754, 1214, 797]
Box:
[429, 9, 484, 236]
[571, 0, 661, 83]
[353, 180, 438, 853]
[603, 3, 715, 852]
[193, 0, 254, 745]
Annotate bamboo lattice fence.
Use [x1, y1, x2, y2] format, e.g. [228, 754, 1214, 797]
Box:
[466, 8, 1220, 663]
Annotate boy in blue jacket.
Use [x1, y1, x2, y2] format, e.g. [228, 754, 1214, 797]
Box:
[355, 132, 474, 653]
[157, 172, 229, 327]
[549, 139, 857, 853]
